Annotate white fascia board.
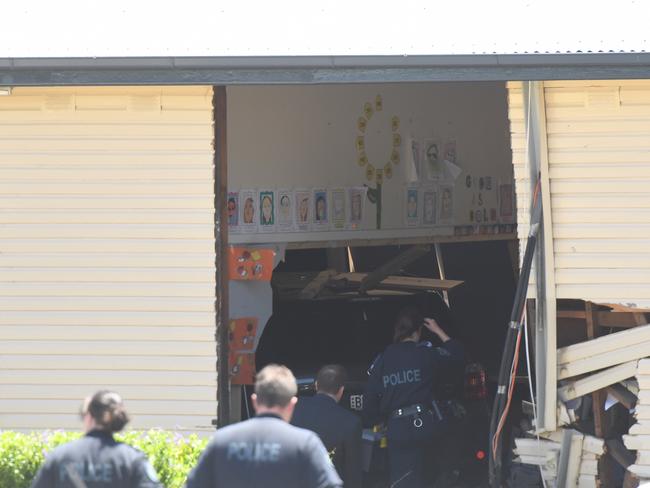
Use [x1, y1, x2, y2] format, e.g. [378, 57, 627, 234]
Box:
[558, 324, 650, 366]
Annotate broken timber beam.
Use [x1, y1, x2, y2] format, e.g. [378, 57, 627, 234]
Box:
[335, 272, 463, 292]
[557, 323, 650, 379]
[299, 269, 337, 299]
[607, 383, 638, 410]
[558, 361, 638, 402]
[358, 245, 430, 294]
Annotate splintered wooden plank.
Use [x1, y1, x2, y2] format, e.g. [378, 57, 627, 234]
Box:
[607, 383, 638, 410]
[514, 438, 561, 456]
[630, 423, 650, 435]
[636, 450, 650, 465]
[638, 359, 650, 375]
[558, 323, 650, 366]
[299, 269, 337, 299]
[578, 475, 598, 488]
[583, 435, 606, 456]
[336, 272, 463, 291]
[579, 459, 598, 476]
[629, 464, 650, 478]
[623, 435, 650, 451]
[558, 361, 638, 401]
[558, 340, 650, 379]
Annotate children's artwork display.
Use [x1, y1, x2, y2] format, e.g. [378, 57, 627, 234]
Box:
[259, 190, 275, 232]
[423, 139, 441, 180]
[228, 247, 275, 281]
[348, 186, 366, 230]
[229, 317, 258, 351]
[422, 187, 437, 226]
[439, 184, 454, 225]
[227, 191, 239, 232]
[313, 189, 328, 228]
[330, 188, 346, 230]
[294, 189, 312, 231]
[239, 189, 258, 233]
[405, 186, 419, 226]
[499, 183, 514, 223]
[276, 189, 294, 231]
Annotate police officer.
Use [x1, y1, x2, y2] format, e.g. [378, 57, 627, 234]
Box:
[291, 364, 363, 487]
[362, 307, 464, 488]
[185, 364, 342, 488]
[31, 390, 162, 488]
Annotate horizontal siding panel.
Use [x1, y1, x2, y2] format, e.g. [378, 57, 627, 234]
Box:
[0, 297, 215, 312]
[0, 325, 214, 341]
[547, 149, 650, 165]
[0, 197, 213, 210]
[0, 239, 214, 253]
[551, 179, 650, 194]
[0, 211, 214, 224]
[550, 195, 650, 209]
[555, 268, 650, 284]
[1, 370, 215, 385]
[1, 356, 215, 372]
[556, 284, 650, 299]
[554, 239, 650, 254]
[0, 224, 213, 238]
[0, 167, 213, 180]
[0, 311, 215, 326]
[0, 153, 213, 165]
[0, 414, 214, 431]
[547, 134, 650, 150]
[0, 268, 215, 282]
[0, 399, 216, 416]
[0, 253, 215, 267]
[553, 209, 650, 224]
[0, 384, 216, 401]
[0, 283, 213, 297]
[555, 253, 650, 269]
[554, 224, 650, 239]
[0, 182, 213, 195]
[0, 123, 213, 138]
[0, 341, 214, 356]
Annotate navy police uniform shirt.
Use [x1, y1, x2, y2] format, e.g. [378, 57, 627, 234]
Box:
[291, 393, 363, 487]
[185, 413, 343, 488]
[31, 430, 162, 488]
[362, 339, 464, 426]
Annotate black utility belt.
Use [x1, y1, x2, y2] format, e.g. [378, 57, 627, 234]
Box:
[390, 401, 445, 421]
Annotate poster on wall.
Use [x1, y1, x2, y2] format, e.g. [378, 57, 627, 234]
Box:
[229, 352, 256, 385]
[294, 189, 312, 231]
[229, 317, 258, 351]
[239, 189, 258, 233]
[227, 191, 239, 233]
[313, 189, 329, 229]
[276, 189, 294, 232]
[348, 186, 366, 230]
[406, 138, 421, 183]
[228, 247, 275, 281]
[423, 139, 441, 180]
[499, 183, 514, 223]
[330, 188, 346, 230]
[443, 140, 457, 164]
[258, 190, 276, 233]
[439, 184, 454, 225]
[422, 187, 438, 226]
[405, 186, 420, 227]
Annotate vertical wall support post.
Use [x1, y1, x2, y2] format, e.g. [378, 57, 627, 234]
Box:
[214, 86, 230, 428]
[524, 81, 557, 432]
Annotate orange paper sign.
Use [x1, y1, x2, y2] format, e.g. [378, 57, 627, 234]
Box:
[229, 318, 258, 351]
[229, 247, 275, 281]
[229, 352, 256, 385]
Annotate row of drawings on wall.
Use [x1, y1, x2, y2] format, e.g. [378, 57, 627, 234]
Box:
[228, 187, 368, 233]
[404, 184, 454, 227]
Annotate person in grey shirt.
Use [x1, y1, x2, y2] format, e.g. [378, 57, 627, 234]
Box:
[31, 390, 162, 488]
[185, 364, 342, 488]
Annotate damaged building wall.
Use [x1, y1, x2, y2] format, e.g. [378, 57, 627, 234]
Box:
[508, 80, 650, 309]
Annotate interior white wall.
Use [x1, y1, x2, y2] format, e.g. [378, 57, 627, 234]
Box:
[228, 82, 513, 244]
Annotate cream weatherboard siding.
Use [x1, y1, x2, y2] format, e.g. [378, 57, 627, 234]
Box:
[0, 86, 217, 433]
[508, 80, 650, 308]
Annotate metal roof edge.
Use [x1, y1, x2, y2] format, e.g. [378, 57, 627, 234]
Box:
[2, 53, 650, 86]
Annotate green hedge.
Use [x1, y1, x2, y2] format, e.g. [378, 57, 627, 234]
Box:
[0, 430, 208, 488]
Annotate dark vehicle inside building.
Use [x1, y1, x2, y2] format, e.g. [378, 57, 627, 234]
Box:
[255, 241, 520, 487]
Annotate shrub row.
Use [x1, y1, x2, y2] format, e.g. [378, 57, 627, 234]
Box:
[0, 430, 208, 488]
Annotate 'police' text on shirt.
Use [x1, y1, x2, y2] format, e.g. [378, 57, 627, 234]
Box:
[227, 442, 282, 463]
[382, 368, 421, 388]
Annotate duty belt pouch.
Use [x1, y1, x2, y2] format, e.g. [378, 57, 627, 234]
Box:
[387, 410, 435, 443]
